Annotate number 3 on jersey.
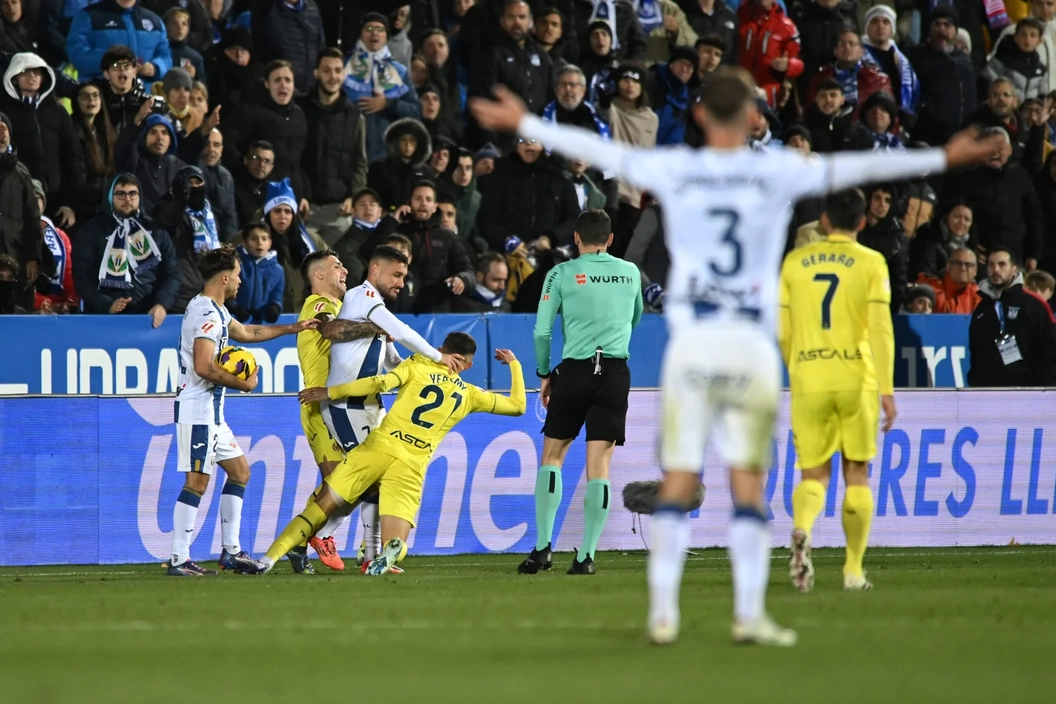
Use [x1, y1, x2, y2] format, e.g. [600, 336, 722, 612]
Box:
[410, 385, 464, 428]
[707, 208, 742, 277]
[813, 273, 840, 329]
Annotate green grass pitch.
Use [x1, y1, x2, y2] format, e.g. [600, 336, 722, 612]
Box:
[2, 548, 1055, 704]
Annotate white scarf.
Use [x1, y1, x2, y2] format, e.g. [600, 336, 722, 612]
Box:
[344, 40, 409, 99]
[590, 0, 620, 51]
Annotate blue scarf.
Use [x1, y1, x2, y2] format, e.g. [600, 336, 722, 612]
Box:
[354, 218, 379, 230]
[864, 42, 920, 115]
[345, 40, 410, 100]
[297, 222, 317, 257]
[589, 0, 620, 51]
[40, 217, 66, 297]
[635, 0, 663, 33]
[833, 61, 862, 104]
[870, 131, 905, 150]
[98, 213, 161, 290]
[188, 202, 220, 253]
[542, 101, 612, 140]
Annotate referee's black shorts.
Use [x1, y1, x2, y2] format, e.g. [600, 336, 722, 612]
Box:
[542, 358, 631, 445]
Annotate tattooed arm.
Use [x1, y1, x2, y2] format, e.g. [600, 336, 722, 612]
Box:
[229, 318, 318, 343]
[318, 319, 385, 342]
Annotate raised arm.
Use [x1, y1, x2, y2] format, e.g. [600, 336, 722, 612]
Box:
[327, 369, 403, 402]
[229, 317, 318, 342]
[483, 350, 526, 416]
[318, 318, 384, 341]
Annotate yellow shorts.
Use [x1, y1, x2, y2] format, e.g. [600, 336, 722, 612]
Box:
[791, 390, 879, 468]
[301, 405, 343, 466]
[324, 448, 425, 527]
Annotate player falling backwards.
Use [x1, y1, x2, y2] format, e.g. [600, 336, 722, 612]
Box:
[294, 246, 464, 572]
[257, 333, 525, 575]
[780, 190, 896, 593]
[470, 68, 1003, 645]
[169, 245, 317, 576]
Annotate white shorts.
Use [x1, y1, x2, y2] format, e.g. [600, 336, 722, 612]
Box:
[320, 402, 385, 453]
[176, 422, 243, 475]
[659, 321, 781, 472]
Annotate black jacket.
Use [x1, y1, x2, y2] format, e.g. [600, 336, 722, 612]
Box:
[299, 89, 368, 205]
[114, 114, 184, 217]
[93, 76, 163, 136]
[571, 0, 647, 62]
[467, 33, 554, 148]
[802, 104, 873, 153]
[332, 221, 374, 286]
[0, 15, 38, 54]
[914, 0, 987, 71]
[678, 0, 738, 65]
[204, 46, 265, 114]
[1035, 153, 1056, 273]
[908, 218, 970, 282]
[908, 42, 976, 146]
[250, 0, 327, 91]
[201, 161, 238, 243]
[968, 279, 1056, 387]
[365, 118, 434, 211]
[791, 0, 859, 91]
[858, 215, 908, 315]
[233, 162, 269, 225]
[477, 152, 581, 250]
[0, 151, 41, 265]
[222, 84, 310, 201]
[942, 162, 1042, 263]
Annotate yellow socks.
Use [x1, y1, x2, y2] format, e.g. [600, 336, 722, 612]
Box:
[842, 485, 874, 578]
[266, 502, 329, 562]
[792, 479, 826, 539]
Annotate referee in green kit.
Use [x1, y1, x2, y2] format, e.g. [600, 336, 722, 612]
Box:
[518, 209, 643, 575]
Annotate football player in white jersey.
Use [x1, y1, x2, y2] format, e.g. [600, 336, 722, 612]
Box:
[471, 70, 1004, 644]
[311, 245, 466, 568]
[169, 245, 317, 576]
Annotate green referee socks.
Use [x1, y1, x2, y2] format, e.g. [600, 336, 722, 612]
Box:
[578, 479, 611, 562]
[534, 465, 562, 551]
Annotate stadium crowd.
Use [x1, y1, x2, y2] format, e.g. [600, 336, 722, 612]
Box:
[0, 0, 1053, 383]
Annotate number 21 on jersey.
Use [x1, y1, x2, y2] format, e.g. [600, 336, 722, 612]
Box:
[410, 385, 463, 428]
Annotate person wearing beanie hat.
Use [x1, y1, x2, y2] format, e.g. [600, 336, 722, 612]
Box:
[863, 5, 920, 125]
[571, 0, 648, 62]
[152, 67, 204, 138]
[859, 90, 905, 150]
[605, 60, 658, 223]
[31, 176, 79, 315]
[906, 283, 936, 313]
[908, 7, 976, 145]
[782, 124, 813, 154]
[247, 0, 326, 92]
[0, 52, 82, 229]
[652, 45, 698, 145]
[859, 182, 910, 315]
[66, 0, 173, 82]
[954, 28, 973, 54]
[162, 7, 207, 85]
[261, 177, 325, 310]
[205, 26, 265, 115]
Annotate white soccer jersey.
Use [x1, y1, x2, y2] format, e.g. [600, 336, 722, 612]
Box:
[175, 294, 231, 425]
[327, 281, 388, 407]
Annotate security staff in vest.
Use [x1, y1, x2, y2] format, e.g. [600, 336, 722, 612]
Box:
[518, 209, 643, 576]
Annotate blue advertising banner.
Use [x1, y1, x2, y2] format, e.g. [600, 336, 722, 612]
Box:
[0, 313, 972, 392]
[0, 390, 1052, 566]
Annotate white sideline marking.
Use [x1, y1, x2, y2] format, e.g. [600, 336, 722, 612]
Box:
[0, 619, 643, 633]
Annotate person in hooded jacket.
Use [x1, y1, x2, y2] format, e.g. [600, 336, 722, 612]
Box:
[366, 117, 434, 211]
[442, 148, 486, 255]
[580, 19, 621, 101]
[72, 172, 179, 325]
[115, 109, 184, 217]
[232, 221, 284, 323]
[262, 177, 326, 311]
[571, 0, 649, 62]
[0, 52, 83, 231]
[858, 183, 908, 314]
[859, 89, 904, 149]
[205, 25, 265, 115]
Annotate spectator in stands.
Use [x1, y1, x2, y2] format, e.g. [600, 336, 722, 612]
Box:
[263, 177, 325, 311]
[468, 0, 553, 149]
[32, 179, 79, 314]
[783, 123, 813, 154]
[453, 250, 511, 311]
[199, 127, 237, 243]
[420, 29, 464, 133]
[332, 187, 380, 286]
[924, 0, 1011, 72]
[572, 0, 648, 62]
[231, 221, 284, 323]
[205, 26, 264, 114]
[67, 0, 172, 83]
[501, 234, 535, 308]
[234, 140, 275, 225]
[386, 5, 413, 68]
[909, 6, 977, 147]
[564, 157, 608, 211]
[0, 253, 32, 312]
[604, 63, 656, 237]
[860, 90, 904, 149]
[115, 107, 183, 216]
[544, 64, 611, 138]
[0, 110, 41, 286]
[858, 183, 908, 314]
[806, 28, 893, 119]
[473, 142, 500, 177]
[190, 81, 208, 113]
[681, 0, 737, 66]
[430, 135, 456, 178]
[73, 172, 178, 323]
[794, 0, 857, 91]
[509, 243, 573, 312]
[477, 135, 580, 251]
[150, 68, 202, 140]
[409, 54, 428, 88]
[968, 246, 1056, 386]
[366, 117, 433, 211]
[641, 0, 697, 66]
[35, 0, 67, 67]
[905, 284, 935, 314]
[984, 18, 1050, 102]
[737, 0, 802, 107]
[579, 20, 620, 103]
[1, 52, 82, 230]
[345, 12, 422, 163]
[990, 0, 1056, 96]
[435, 188, 459, 233]
[223, 60, 310, 216]
[93, 45, 161, 135]
[910, 201, 973, 282]
[748, 96, 782, 150]
[72, 82, 116, 224]
[943, 128, 1041, 267]
[803, 77, 873, 152]
[380, 231, 418, 312]
[300, 48, 369, 246]
[0, 0, 40, 54]
[862, 5, 919, 129]
[250, 0, 326, 91]
[695, 34, 725, 80]
[925, 247, 982, 314]
[1036, 151, 1056, 272]
[144, 0, 210, 49]
[163, 7, 206, 81]
[967, 78, 1044, 168]
[1025, 268, 1056, 303]
[443, 148, 485, 255]
[202, 0, 239, 46]
[419, 84, 461, 143]
[651, 46, 697, 144]
[533, 5, 577, 66]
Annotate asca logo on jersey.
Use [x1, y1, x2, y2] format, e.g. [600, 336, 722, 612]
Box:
[390, 430, 432, 450]
[797, 348, 863, 361]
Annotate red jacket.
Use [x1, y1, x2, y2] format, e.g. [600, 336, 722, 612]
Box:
[737, 1, 804, 107]
[33, 218, 78, 312]
[921, 273, 980, 314]
[806, 62, 893, 120]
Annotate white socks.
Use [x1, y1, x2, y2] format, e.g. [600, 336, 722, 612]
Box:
[361, 502, 379, 560]
[648, 508, 691, 630]
[316, 503, 353, 540]
[220, 481, 246, 555]
[171, 489, 201, 566]
[728, 509, 771, 624]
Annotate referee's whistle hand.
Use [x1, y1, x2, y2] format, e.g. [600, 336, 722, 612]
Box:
[494, 349, 517, 365]
[468, 85, 528, 133]
[298, 387, 328, 405]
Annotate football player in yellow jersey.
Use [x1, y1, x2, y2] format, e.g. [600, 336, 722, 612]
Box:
[259, 332, 526, 575]
[290, 249, 384, 573]
[778, 189, 897, 593]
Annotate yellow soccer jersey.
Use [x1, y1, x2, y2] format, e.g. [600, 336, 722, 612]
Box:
[298, 294, 341, 388]
[327, 355, 526, 468]
[779, 234, 895, 396]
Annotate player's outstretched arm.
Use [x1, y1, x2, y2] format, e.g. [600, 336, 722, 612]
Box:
[229, 318, 319, 343]
[318, 319, 384, 342]
[486, 349, 527, 417]
[193, 338, 257, 392]
[365, 303, 464, 375]
[297, 367, 406, 405]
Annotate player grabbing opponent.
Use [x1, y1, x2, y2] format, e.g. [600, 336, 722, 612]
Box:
[780, 189, 896, 592]
[168, 245, 317, 576]
[469, 69, 1004, 645]
[259, 335, 525, 575]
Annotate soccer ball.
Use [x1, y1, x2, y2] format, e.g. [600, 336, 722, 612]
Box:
[216, 346, 257, 380]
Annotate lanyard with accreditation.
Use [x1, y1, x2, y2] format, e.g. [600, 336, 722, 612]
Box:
[994, 301, 1023, 366]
